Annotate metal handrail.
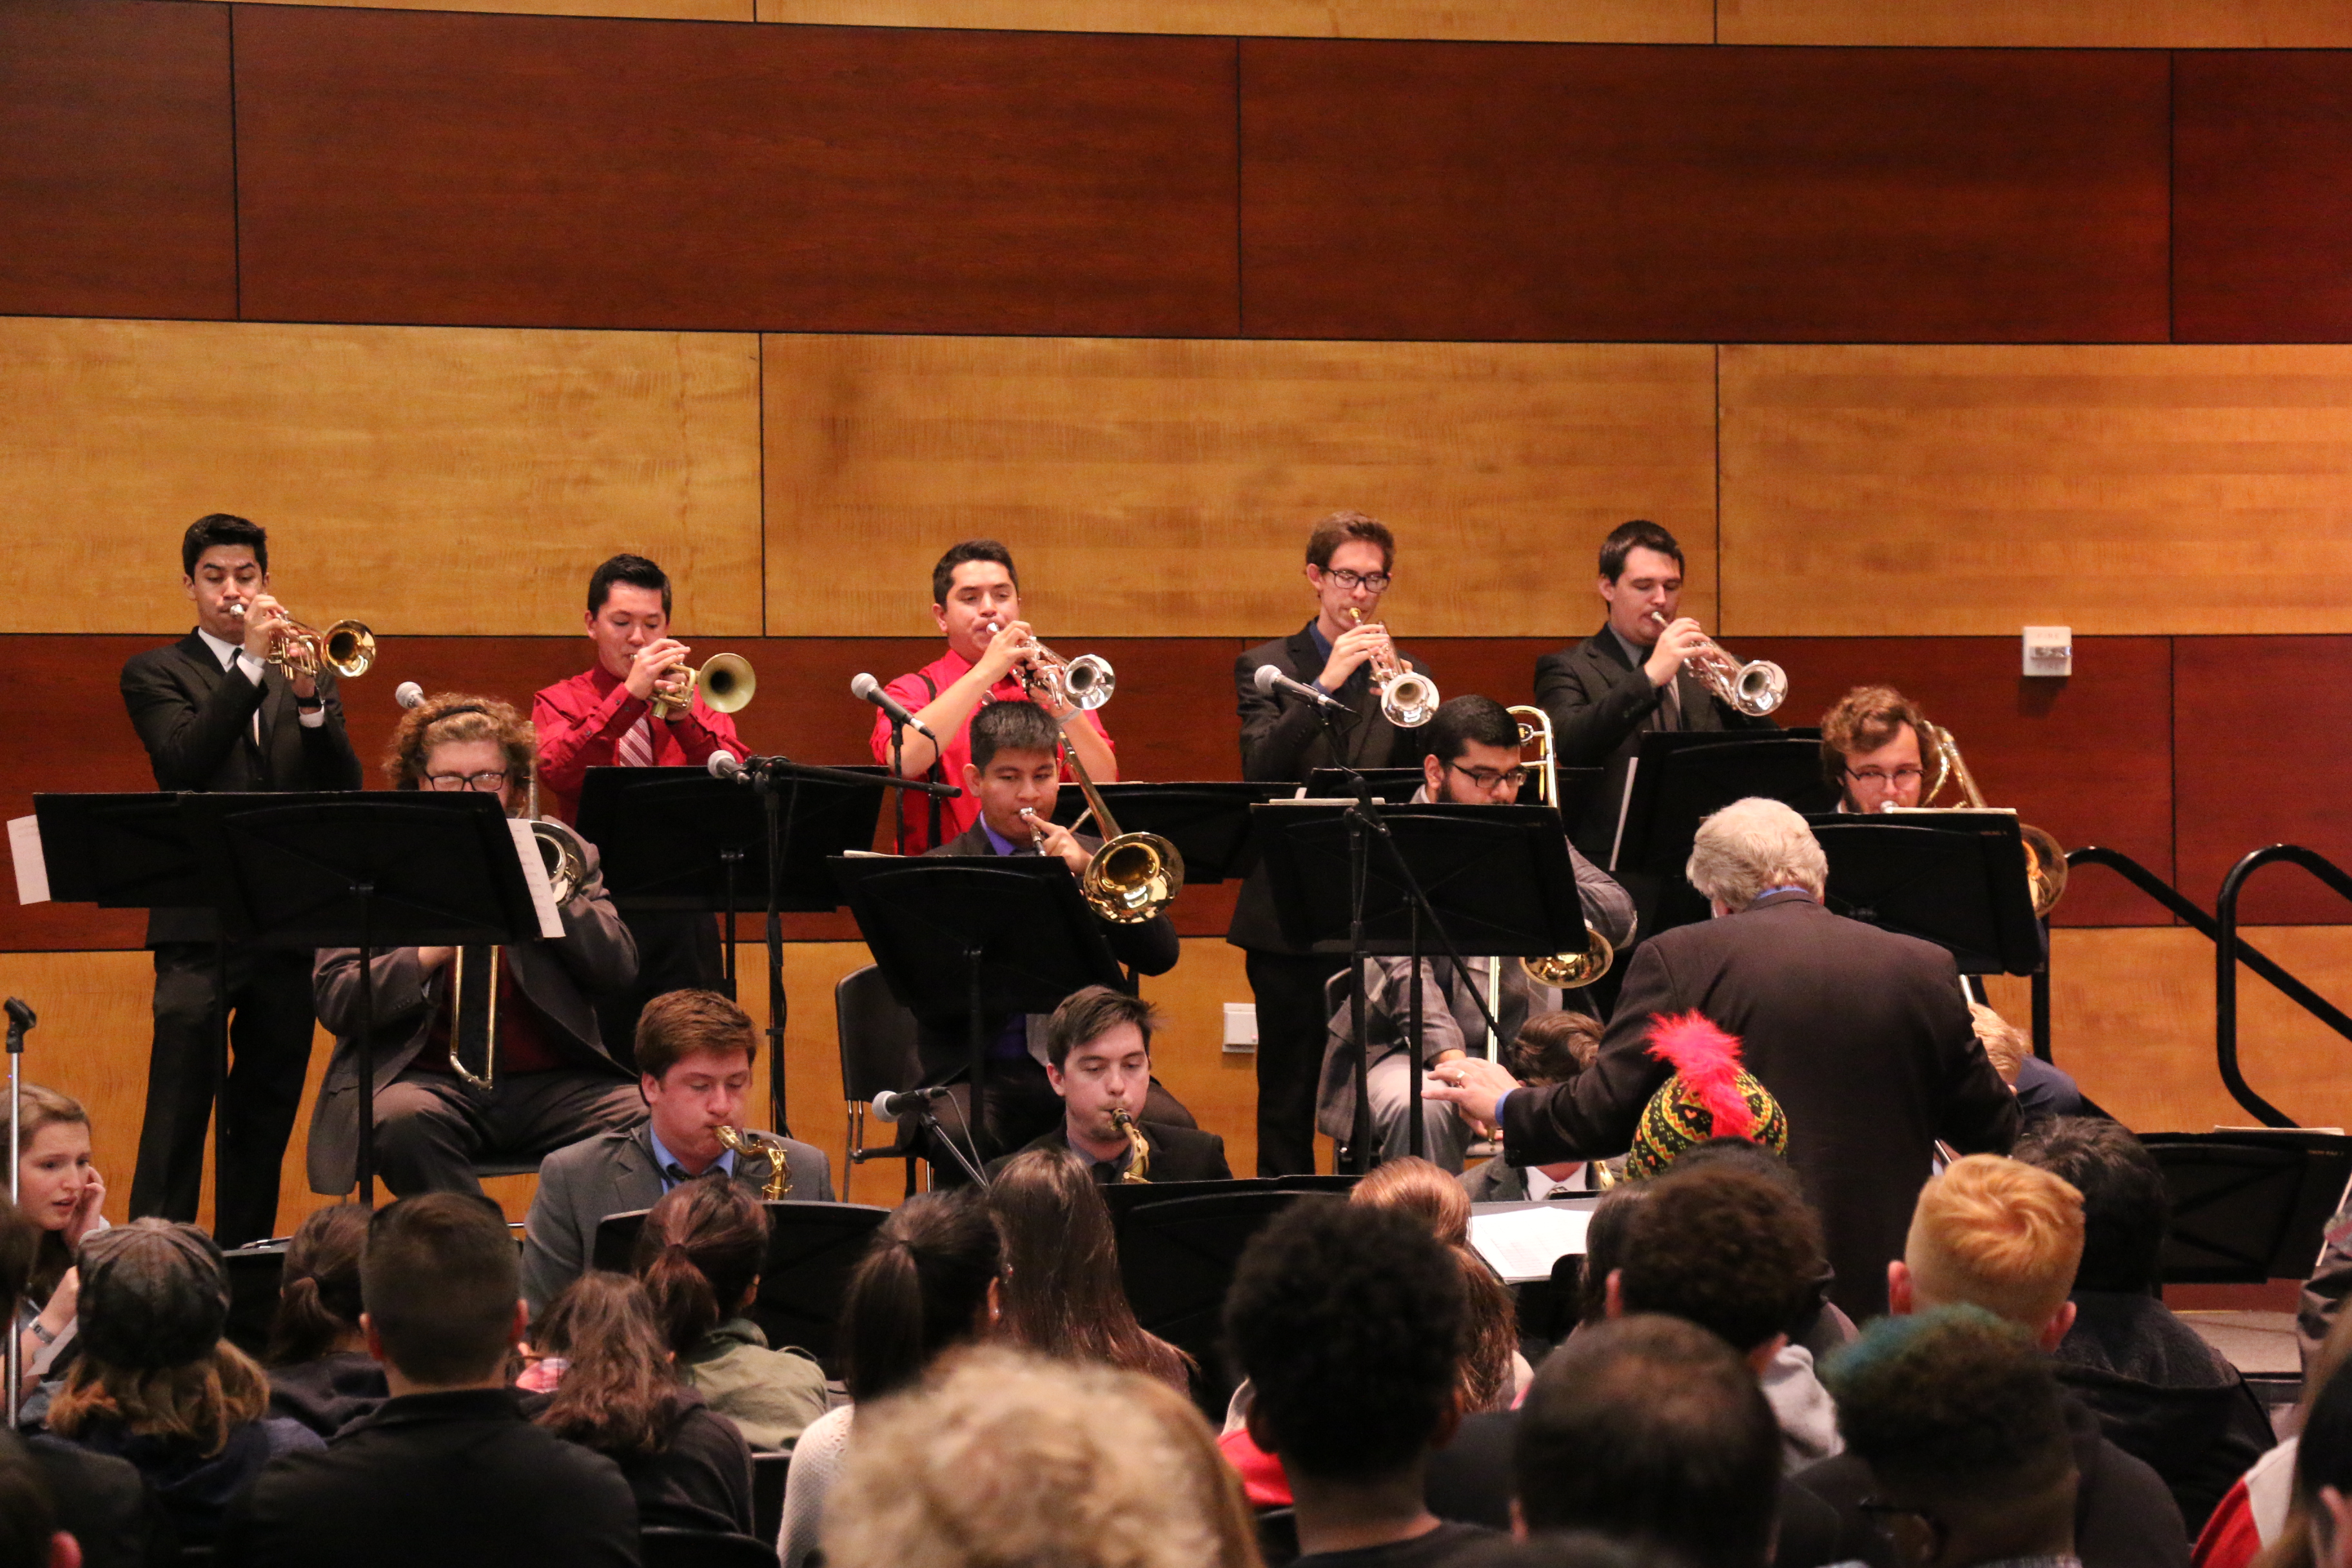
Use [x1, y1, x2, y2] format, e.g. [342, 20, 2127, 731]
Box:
[2215, 845, 2352, 1129]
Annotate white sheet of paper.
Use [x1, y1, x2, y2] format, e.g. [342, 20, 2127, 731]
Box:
[509, 818, 565, 939]
[9, 816, 50, 906]
[1469, 1204, 1592, 1284]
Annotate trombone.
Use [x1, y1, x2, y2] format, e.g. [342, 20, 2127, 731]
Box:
[1646, 610, 1783, 718]
[1348, 608, 1438, 728]
[228, 602, 375, 681]
[649, 651, 756, 722]
[1507, 705, 1619, 990]
[1906, 723, 2070, 919]
[1055, 738, 1184, 923]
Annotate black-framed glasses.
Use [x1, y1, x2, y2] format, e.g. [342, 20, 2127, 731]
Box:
[1446, 760, 1529, 791]
[422, 769, 509, 792]
[1323, 567, 1393, 593]
[1845, 764, 1925, 787]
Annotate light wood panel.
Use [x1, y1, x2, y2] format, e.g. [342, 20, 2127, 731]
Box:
[1720, 0, 2352, 46]
[3, 317, 761, 637]
[237, 0, 750, 17]
[1721, 345, 2352, 637]
[764, 335, 1717, 640]
[756, 0, 1708, 39]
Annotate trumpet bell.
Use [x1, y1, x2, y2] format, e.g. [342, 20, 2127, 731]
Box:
[1083, 832, 1186, 923]
[2020, 822, 2069, 919]
[1522, 928, 1614, 988]
[321, 621, 375, 680]
[699, 652, 756, 714]
[1059, 653, 1115, 711]
[1381, 670, 1440, 729]
[1729, 660, 1786, 718]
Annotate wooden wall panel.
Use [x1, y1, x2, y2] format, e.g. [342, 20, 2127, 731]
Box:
[1239, 43, 2169, 344]
[2175, 53, 2352, 345]
[764, 335, 1717, 639]
[233, 10, 1239, 336]
[1721, 0, 2352, 47]
[760, 0, 1707, 37]
[2175, 638, 2352, 925]
[239, 0, 750, 17]
[1721, 346, 2352, 636]
[0, 318, 761, 638]
[0, 1, 237, 323]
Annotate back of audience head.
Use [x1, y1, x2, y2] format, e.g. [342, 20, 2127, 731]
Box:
[2295, 1357, 2352, 1568]
[2259, 1310, 2352, 1568]
[1610, 1163, 1823, 1364]
[987, 1147, 1192, 1391]
[0, 1436, 74, 1568]
[1353, 1157, 1519, 1414]
[838, 1188, 1002, 1403]
[362, 1191, 524, 1389]
[634, 1173, 769, 1357]
[1893, 1153, 2083, 1347]
[825, 1345, 1262, 1568]
[531, 1271, 685, 1456]
[48, 1218, 267, 1456]
[1225, 1197, 1466, 1485]
[1578, 1181, 1653, 1327]
[1825, 1308, 2078, 1568]
[1514, 1314, 1780, 1568]
[1507, 1011, 1602, 1088]
[267, 1202, 371, 1366]
[2013, 1117, 2165, 1293]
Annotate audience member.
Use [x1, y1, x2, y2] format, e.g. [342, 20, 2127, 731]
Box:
[262, 1203, 387, 1438]
[1796, 1152, 2188, 1568]
[1618, 1014, 1790, 1182]
[1354, 1159, 1525, 1414]
[2017, 1119, 2271, 1534]
[1822, 1308, 2079, 1568]
[1513, 1315, 1783, 1568]
[2288, 1358, 2352, 1568]
[1663, 1139, 1854, 1358]
[777, 1188, 1002, 1568]
[6, 1085, 106, 1379]
[825, 1345, 1263, 1568]
[43, 1220, 320, 1546]
[1225, 1198, 1496, 1567]
[525, 1271, 754, 1534]
[0, 1433, 76, 1568]
[2199, 1304, 2352, 1568]
[987, 1146, 1192, 1390]
[1457, 1013, 1609, 1201]
[632, 1175, 827, 1450]
[218, 1192, 638, 1567]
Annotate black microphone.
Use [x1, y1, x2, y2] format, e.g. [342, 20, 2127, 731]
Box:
[1254, 662, 1347, 712]
[872, 1086, 953, 1123]
[851, 673, 937, 741]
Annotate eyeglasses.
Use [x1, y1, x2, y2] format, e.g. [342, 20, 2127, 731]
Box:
[422, 769, 509, 792]
[1447, 761, 1529, 791]
[1322, 568, 1393, 593]
[1845, 765, 1925, 787]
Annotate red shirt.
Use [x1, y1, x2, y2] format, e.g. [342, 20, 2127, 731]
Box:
[533, 664, 746, 825]
[870, 647, 1112, 853]
[1216, 1426, 1291, 1508]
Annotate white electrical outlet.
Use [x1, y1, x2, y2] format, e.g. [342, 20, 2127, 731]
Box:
[1222, 1003, 1259, 1052]
[2023, 626, 2072, 678]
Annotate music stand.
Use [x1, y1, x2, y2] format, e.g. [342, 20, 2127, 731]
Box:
[1115, 1187, 1331, 1413]
[1097, 1171, 1358, 1222]
[1807, 810, 2044, 975]
[1045, 781, 1289, 883]
[1611, 732, 1828, 934]
[177, 792, 555, 1204]
[2140, 1132, 2352, 1284]
[1306, 767, 1424, 801]
[596, 1200, 892, 1374]
[832, 855, 1127, 1181]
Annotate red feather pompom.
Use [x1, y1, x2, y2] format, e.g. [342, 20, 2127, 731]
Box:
[1643, 1011, 1753, 1141]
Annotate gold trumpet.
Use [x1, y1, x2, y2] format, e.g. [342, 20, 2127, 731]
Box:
[1914, 723, 2070, 919]
[1349, 608, 1438, 727]
[228, 602, 375, 680]
[714, 1125, 794, 1200]
[1507, 704, 1621, 988]
[649, 652, 756, 721]
[1647, 610, 1783, 718]
[1109, 1107, 1152, 1183]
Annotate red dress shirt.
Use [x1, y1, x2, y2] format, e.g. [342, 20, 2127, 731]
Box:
[870, 647, 1113, 853]
[533, 664, 747, 825]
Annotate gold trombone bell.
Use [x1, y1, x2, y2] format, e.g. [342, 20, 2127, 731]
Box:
[1507, 703, 1621, 988]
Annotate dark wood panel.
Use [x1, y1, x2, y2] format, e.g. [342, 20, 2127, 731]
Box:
[0, 0, 236, 320]
[2176, 638, 2352, 924]
[234, 9, 1239, 333]
[2174, 52, 2352, 344]
[1239, 41, 2170, 342]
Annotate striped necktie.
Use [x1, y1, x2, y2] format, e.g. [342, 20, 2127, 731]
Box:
[617, 716, 656, 768]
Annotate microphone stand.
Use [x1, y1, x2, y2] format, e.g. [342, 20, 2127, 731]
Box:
[5, 997, 34, 1416]
[897, 1095, 990, 1188]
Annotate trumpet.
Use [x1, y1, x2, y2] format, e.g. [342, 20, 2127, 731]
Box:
[1108, 1107, 1152, 1183]
[1913, 723, 2070, 919]
[1348, 608, 1439, 728]
[1507, 703, 1622, 989]
[228, 602, 375, 681]
[998, 626, 1114, 713]
[649, 651, 756, 721]
[714, 1124, 794, 1200]
[1647, 611, 1783, 718]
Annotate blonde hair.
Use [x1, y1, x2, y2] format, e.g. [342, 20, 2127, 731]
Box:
[47, 1340, 271, 1458]
[823, 1345, 1264, 1568]
[1685, 798, 1827, 910]
[1905, 1155, 2085, 1331]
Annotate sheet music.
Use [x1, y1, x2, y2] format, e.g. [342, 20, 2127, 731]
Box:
[9, 816, 49, 906]
[508, 818, 564, 939]
[1608, 758, 1638, 872]
[1469, 1204, 1591, 1283]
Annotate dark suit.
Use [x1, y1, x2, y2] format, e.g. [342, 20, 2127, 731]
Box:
[1230, 620, 1432, 1175]
[120, 629, 363, 1245]
[1534, 623, 1776, 862]
[1498, 891, 2018, 1319]
[217, 1387, 641, 1568]
[986, 1119, 1232, 1183]
[309, 822, 643, 1198]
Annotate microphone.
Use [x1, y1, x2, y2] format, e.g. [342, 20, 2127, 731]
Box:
[707, 750, 741, 781]
[850, 673, 937, 741]
[1254, 663, 1346, 712]
[872, 1086, 952, 1123]
[395, 681, 425, 710]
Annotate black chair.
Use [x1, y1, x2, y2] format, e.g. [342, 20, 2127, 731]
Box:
[640, 1527, 781, 1568]
[750, 1450, 792, 1547]
[1255, 1507, 1300, 1567]
[836, 963, 928, 1200]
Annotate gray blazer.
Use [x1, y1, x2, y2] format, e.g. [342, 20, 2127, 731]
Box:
[521, 1122, 836, 1314]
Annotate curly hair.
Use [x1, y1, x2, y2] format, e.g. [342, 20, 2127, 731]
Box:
[1616, 1165, 1825, 1354]
[1823, 1306, 2072, 1503]
[1819, 684, 1930, 790]
[1224, 1198, 1465, 1481]
[382, 691, 534, 792]
[2012, 1117, 2166, 1293]
[530, 1271, 689, 1458]
[1351, 1160, 1520, 1415]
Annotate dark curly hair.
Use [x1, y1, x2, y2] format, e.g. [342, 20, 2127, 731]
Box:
[1224, 1198, 1465, 1482]
[2013, 1117, 2166, 1293]
[1615, 1165, 1824, 1354]
[1823, 1306, 2072, 1502]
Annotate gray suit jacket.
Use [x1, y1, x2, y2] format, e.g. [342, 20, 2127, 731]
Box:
[522, 1122, 836, 1313]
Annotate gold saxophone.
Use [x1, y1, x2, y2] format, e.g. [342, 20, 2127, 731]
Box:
[1108, 1108, 1152, 1184]
[714, 1125, 793, 1200]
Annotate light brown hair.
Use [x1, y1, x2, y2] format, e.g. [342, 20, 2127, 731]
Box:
[1306, 510, 1396, 573]
[1819, 684, 1930, 789]
[1, 1084, 88, 1300]
[383, 692, 534, 792]
[48, 1343, 270, 1458]
[1509, 1010, 1603, 1086]
[634, 988, 758, 1083]
[1351, 1158, 1519, 1414]
[531, 1271, 687, 1458]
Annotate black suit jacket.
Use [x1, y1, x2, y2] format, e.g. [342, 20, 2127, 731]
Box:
[1499, 892, 2017, 1319]
[988, 1119, 1232, 1183]
[120, 630, 363, 943]
[1228, 621, 1431, 952]
[217, 1387, 641, 1568]
[1534, 624, 1774, 860]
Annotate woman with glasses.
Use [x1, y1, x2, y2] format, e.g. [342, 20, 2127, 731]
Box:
[1820, 685, 1932, 814]
[305, 692, 645, 1199]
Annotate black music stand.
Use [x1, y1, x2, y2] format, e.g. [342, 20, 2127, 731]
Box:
[1611, 731, 1828, 934]
[2139, 1132, 2352, 1285]
[177, 792, 553, 1204]
[1306, 767, 1425, 801]
[1046, 781, 1288, 883]
[1115, 1186, 1331, 1413]
[1097, 1171, 1358, 1222]
[1807, 810, 2045, 975]
[832, 854, 1126, 1181]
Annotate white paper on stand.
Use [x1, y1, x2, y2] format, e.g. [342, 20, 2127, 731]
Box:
[9, 816, 50, 906]
[1469, 1204, 1592, 1284]
[508, 818, 565, 939]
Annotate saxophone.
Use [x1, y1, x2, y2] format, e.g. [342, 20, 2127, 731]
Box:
[714, 1125, 793, 1200]
[1108, 1108, 1152, 1184]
